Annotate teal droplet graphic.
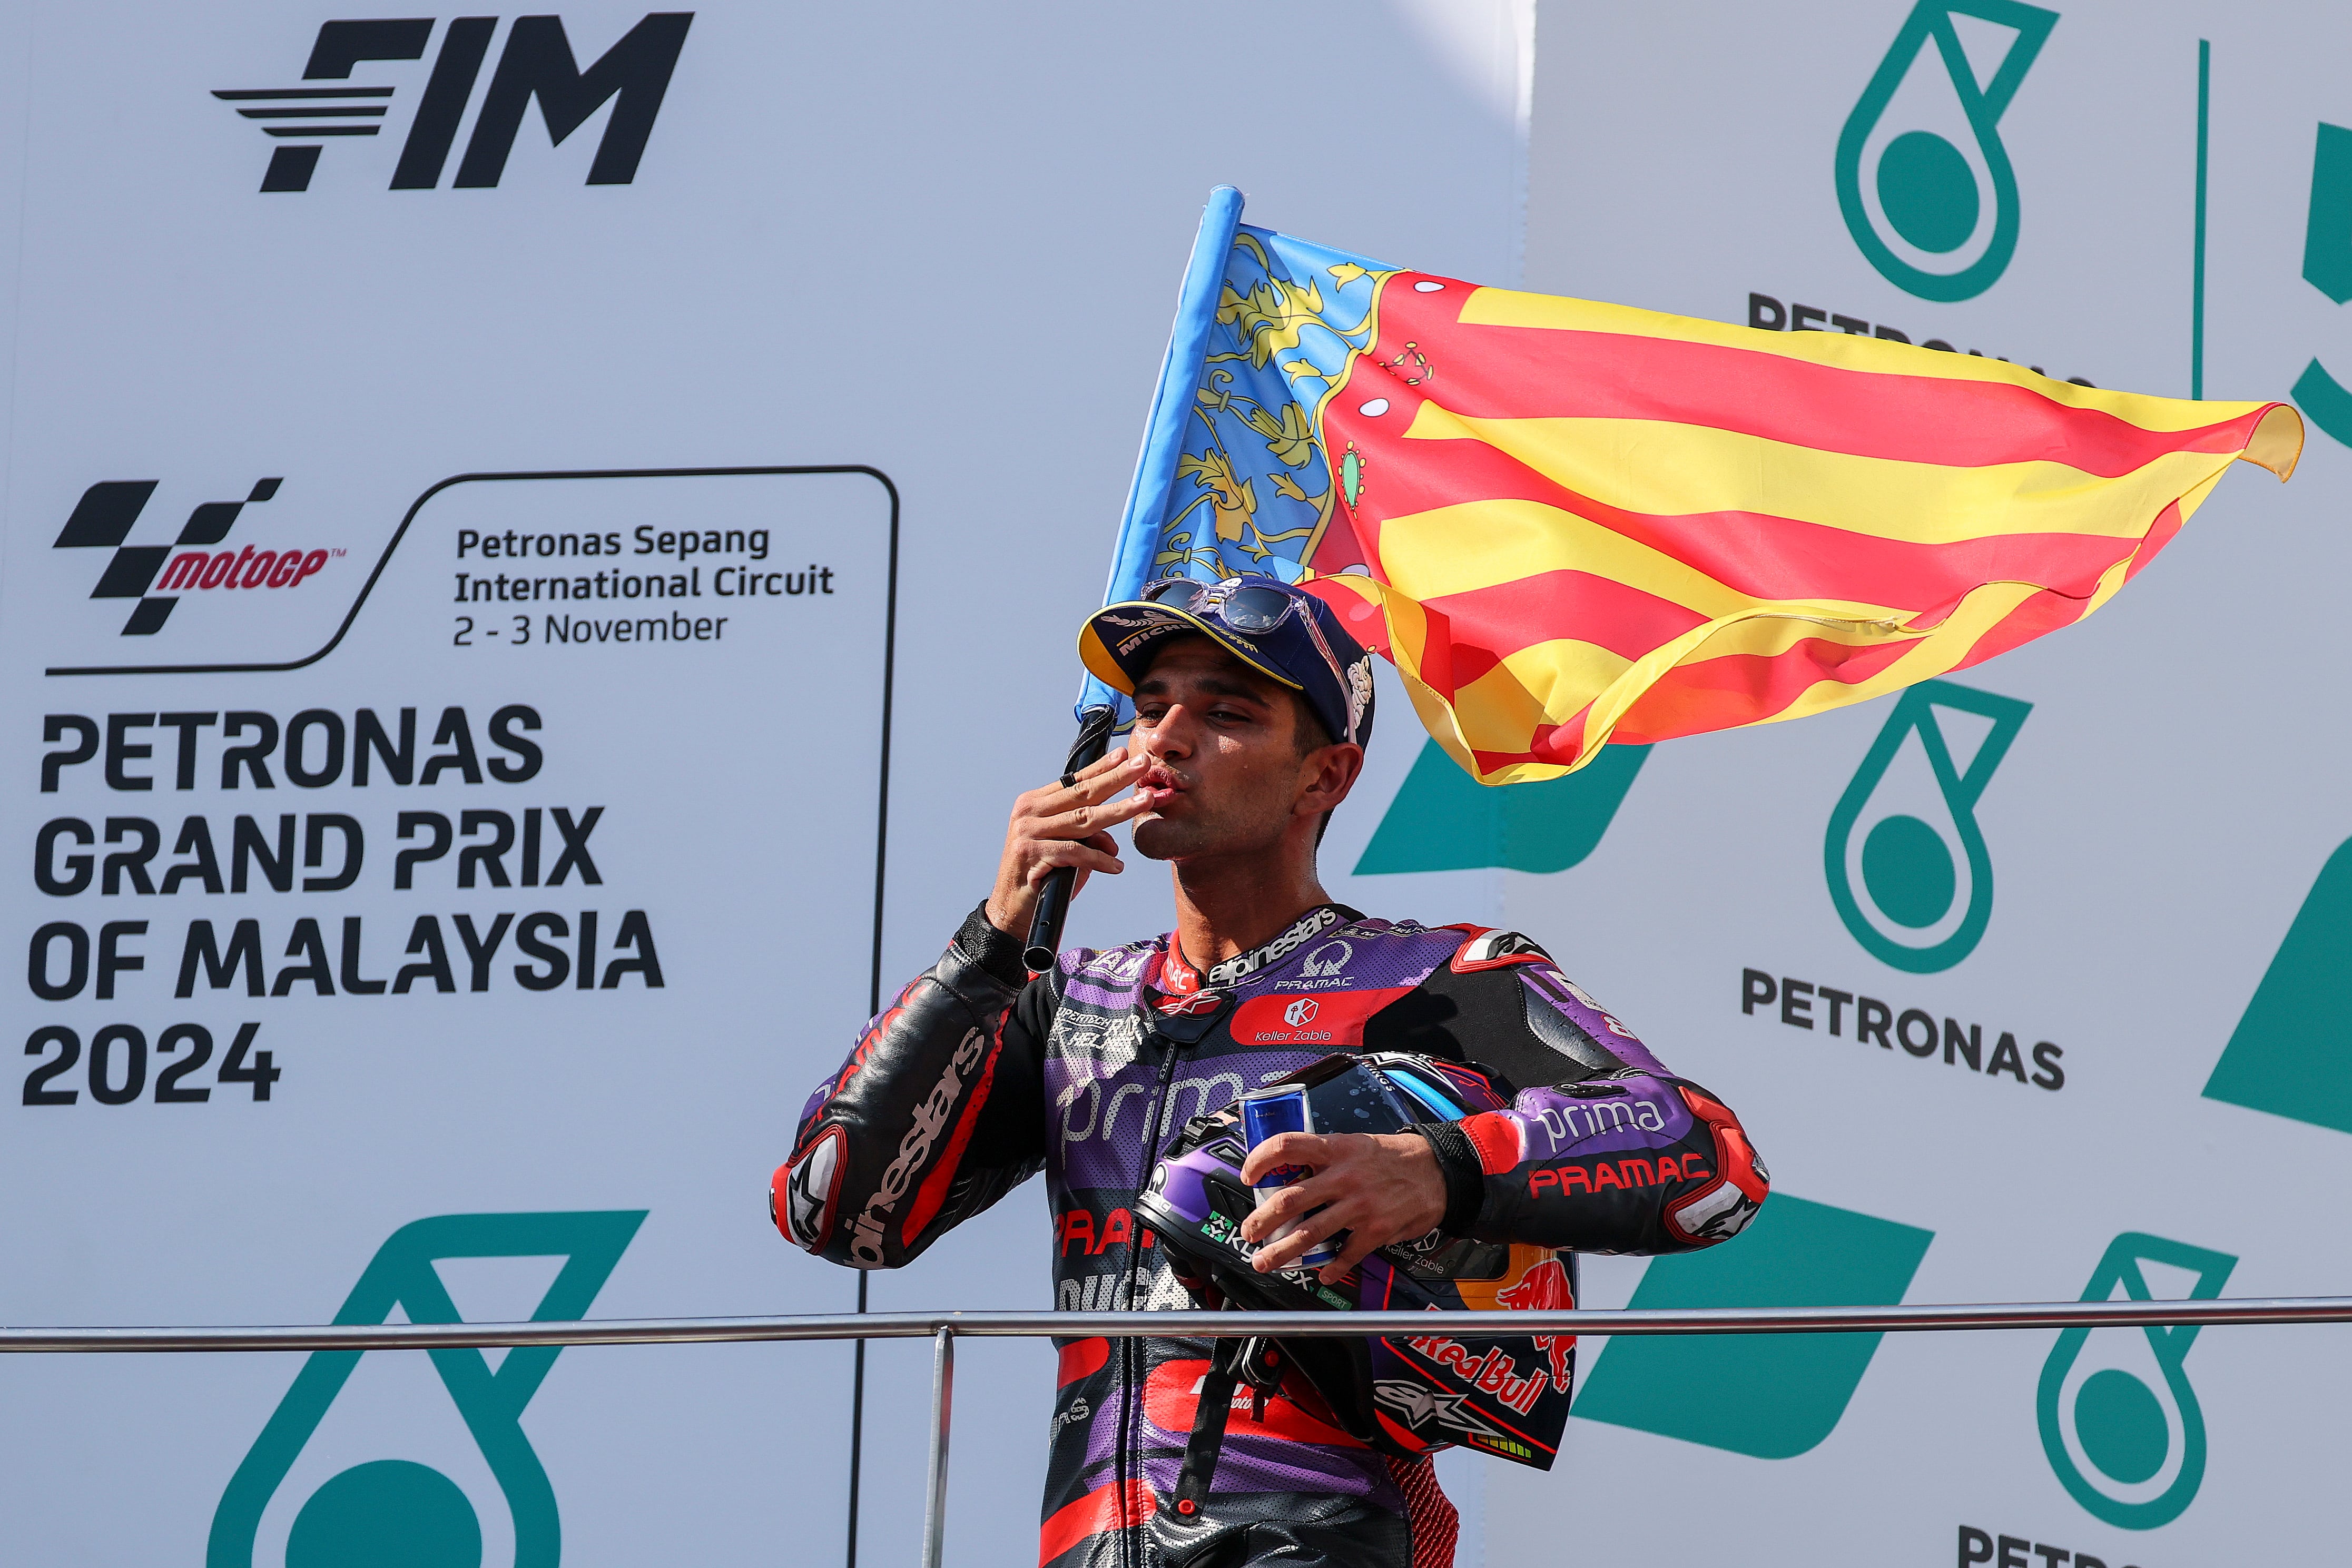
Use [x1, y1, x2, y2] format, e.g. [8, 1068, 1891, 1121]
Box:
[1833, 3, 2058, 301]
[2074, 1370, 2169, 1485]
[287, 1462, 481, 1568]
[1876, 131, 1977, 252]
[1824, 680, 2030, 973]
[1354, 738, 1651, 875]
[1861, 814, 1956, 928]
[2036, 1233, 2237, 1530]
[288, 1461, 481, 1568]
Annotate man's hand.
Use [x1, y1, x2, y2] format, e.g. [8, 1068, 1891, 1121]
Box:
[983, 751, 1156, 939]
[1238, 1131, 1448, 1284]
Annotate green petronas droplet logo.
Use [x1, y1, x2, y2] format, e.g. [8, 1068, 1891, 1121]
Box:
[1825, 679, 2030, 974]
[2037, 1234, 2237, 1530]
[208, 1211, 645, 1568]
[1835, 1, 2058, 302]
[2202, 835, 2352, 1134]
[1354, 738, 1650, 876]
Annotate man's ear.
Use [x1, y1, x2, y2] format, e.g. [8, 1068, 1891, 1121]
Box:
[1296, 743, 1365, 818]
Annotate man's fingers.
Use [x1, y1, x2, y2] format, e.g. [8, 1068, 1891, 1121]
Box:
[1055, 753, 1148, 807]
[1239, 1173, 1330, 1240]
[1073, 748, 1138, 783]
[1037, 788, 1155, 841]
[1238, 1132, 1329, 1186]
[1251, 1200, 1352, 1274]
[1022, 841, 1122, 884]
[1318, 1225, 1389, 1284]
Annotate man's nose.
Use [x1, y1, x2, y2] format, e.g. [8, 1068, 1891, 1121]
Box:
[1140, 703, 1196, 757]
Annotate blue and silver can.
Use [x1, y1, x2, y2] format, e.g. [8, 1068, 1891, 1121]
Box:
[1237, 1084, 1341, 1268]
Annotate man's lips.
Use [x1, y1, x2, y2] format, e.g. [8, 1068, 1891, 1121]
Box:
[1139, 764, 1186, 806]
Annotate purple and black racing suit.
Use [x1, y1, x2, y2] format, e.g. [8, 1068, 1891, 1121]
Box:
[775, 903, 1768, 1568]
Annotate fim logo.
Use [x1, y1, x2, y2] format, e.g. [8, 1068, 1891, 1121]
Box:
[1835, 1, 2057, 302]
[215, 14, 693, 193]
[208, 1210, 644, 1568]
[1825, 678, 2030, 974]
[2038, 1233, 2237, 1531]
[52, 479, 335, 636]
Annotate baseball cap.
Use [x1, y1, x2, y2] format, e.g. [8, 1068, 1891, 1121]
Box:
[1079, 574, 1375, 748]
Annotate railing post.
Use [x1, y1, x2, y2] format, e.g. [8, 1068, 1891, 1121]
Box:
[920, 1324, 954, 1568]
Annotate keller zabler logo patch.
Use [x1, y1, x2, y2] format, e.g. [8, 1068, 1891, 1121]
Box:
[1836, 1, 2057, 302]
[215, 14, 692, 193]
[1825, 679, 2030, 974]
[208, 1210, 643, 1568]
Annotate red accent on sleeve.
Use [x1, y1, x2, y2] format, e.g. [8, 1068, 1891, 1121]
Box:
[1458, 1110, 1523, 1175]
[1057, 1336, 1109, 1387]
[1663, 1082, 1770, 1242]
[1038, 1478, 1156, 1567]
[899, 1033, 1002, 1246]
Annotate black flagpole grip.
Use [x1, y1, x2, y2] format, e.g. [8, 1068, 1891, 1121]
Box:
[1024, 705, 1119, 973]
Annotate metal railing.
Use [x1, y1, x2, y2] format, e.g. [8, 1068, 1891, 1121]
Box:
[9, 1298, 2350, 1566]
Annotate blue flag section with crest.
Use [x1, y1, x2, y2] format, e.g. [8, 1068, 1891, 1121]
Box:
[1078, 186, 1388, 719]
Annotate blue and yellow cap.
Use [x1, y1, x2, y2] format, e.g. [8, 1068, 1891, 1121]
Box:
[1079, 574, 1375, 748]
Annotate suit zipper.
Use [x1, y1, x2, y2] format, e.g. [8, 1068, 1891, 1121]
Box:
[1114, 1030, 1187, 1568]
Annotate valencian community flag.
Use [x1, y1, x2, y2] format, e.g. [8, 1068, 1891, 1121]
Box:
[1082, 188, 2305, 784]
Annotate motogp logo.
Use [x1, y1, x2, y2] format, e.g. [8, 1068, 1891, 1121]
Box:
[51, 479, 337, 637]
[1282, 997, 1320, 1028]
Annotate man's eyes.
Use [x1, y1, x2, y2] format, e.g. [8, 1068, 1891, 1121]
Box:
[1135, 702, 1255, 725]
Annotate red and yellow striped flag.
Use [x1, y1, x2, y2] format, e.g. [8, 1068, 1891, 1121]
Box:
[1287, 271, 2302, 784]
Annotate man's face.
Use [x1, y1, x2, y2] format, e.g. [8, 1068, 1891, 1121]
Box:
[1126, 636, 1323, 863]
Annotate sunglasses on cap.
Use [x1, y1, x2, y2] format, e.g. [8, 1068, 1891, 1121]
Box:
[1138, 577, 1301, 634]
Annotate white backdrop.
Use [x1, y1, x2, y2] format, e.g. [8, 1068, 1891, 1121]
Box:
[0, 4, 1532, 1566]
[1476, 3, 2351, 1565]
[5, 2, 2345, 1565]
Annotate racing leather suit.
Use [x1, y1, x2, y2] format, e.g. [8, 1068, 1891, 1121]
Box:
[779, 904, 1768, 1568]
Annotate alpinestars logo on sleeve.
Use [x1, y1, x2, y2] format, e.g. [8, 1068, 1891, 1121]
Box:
[214, 14, 692, 193]
[53, 478, 339, 636]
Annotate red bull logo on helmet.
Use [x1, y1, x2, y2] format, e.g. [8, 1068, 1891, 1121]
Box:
[1496, 1256, 1577, 1394]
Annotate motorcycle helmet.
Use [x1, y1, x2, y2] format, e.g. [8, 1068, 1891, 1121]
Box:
[1135, 1052, 1577, 1471]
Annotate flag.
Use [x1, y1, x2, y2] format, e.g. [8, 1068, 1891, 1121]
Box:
[1095, 190, 2304, 784]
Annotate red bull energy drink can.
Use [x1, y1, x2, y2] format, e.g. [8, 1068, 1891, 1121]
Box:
[1237, 1084, 1341, 1269]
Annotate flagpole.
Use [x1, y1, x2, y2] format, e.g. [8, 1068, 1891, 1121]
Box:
[1022, 185, 1246, 973]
